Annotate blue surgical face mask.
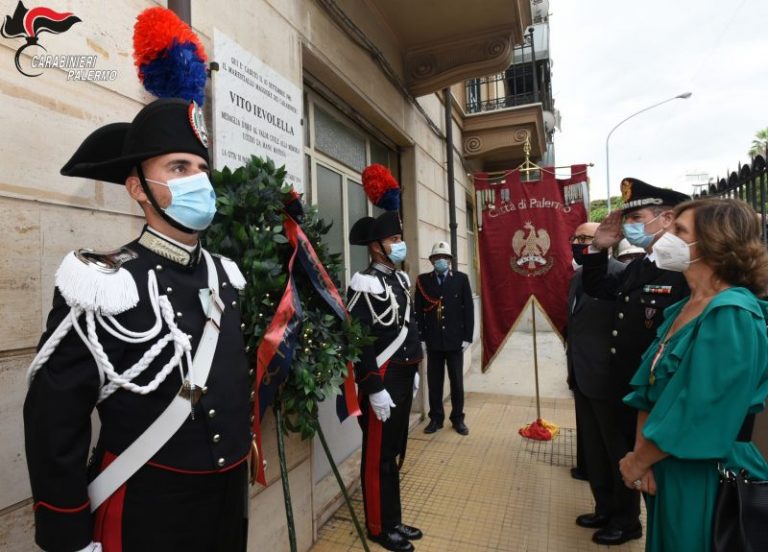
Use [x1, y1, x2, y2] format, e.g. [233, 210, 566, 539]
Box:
[433, 258, 450, 273]
[622, 214, 662, 248]
[387, 241, 407, 264]
[147, 172, 217, 231]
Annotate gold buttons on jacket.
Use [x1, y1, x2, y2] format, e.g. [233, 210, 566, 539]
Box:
[612, 330, 618, 336]
[618, 313, 624, 319]
[217, 458, 225, 467]
[212, 434, 221, 443]
[208, 409, 216, 418]
[610, 347, 616, 354]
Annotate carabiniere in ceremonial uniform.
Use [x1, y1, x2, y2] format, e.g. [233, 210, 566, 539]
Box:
[24, 99, 252, 552]
[347, 202, 423, 552]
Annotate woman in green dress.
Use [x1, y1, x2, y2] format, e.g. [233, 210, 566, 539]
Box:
[619, 198, 768, 552]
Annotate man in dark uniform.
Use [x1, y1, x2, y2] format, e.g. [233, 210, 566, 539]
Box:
[577, 178, 690, 545]
[24, 98, 252, 552]
[567, 222, 627, 520]
[347, 209, 423, 552]
[415, 241, 474, 436]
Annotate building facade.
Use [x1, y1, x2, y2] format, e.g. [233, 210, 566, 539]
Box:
[0, 0, 537, 549]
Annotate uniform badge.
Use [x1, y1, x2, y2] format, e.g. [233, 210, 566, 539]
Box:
[188, 101, 209, 148]
[621, 179, 633, 202]
[644, 307, 657, 328]
[510, 221, 553, 277]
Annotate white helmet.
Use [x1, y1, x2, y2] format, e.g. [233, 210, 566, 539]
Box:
[430, 241, 452, 258]
[616, 238, 645, 260]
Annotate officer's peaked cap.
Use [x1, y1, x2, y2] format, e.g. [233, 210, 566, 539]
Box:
[61, 98, 210, 185]
[620, 177, 690, 214]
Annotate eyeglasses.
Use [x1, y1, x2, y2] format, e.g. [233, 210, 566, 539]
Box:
[569, 234, 594, 244]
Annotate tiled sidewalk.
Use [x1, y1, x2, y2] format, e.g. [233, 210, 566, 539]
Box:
[311, 392, 645, 551]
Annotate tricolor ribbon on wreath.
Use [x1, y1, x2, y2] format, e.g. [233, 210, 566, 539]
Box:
[251, 192, 360, 485]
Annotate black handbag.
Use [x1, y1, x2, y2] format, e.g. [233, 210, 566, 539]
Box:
[712, 466, 768, 551]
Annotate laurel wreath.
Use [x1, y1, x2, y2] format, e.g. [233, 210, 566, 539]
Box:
[204, 156, 371, 438]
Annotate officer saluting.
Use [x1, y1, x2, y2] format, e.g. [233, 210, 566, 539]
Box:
[577, 178, 690, 546]
[24, 99, 251, 552]
[347, 165, 423, 552]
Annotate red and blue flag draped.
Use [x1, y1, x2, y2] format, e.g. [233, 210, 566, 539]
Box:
[285, 216, 360, 422]
[251, 205, 360, 485]
[251, 239, 302, 485]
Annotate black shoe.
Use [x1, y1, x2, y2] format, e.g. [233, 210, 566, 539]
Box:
[367, 529, 415, 551]
[452, 421, 469, 435]
[424, 420, 443, 434]
[592, 525, 642, 545]
[570, 467, 588, 481]
[394, 523, 423, 540]
[575, 513, 610, 528]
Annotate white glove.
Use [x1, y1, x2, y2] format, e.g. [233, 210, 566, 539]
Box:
[462, 341, 471, 352]
[413, 373, 420, 398]
[421, 341, 428, 358]
[369, 389, 396, 422]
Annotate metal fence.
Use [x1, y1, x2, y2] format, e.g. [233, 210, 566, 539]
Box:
[694, 154, 768, 241]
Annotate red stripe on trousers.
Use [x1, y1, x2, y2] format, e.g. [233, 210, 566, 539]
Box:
[364, 405, 384, 535]
[93, 451, 125, 552]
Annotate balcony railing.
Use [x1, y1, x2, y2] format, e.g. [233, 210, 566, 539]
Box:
[465, 29, 553, 115]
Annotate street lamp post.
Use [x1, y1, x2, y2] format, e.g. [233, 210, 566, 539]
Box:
[605, 92, 692, 211]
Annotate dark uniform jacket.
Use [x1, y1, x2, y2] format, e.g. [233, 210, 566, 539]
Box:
[24, 229, 251, 552]
[415, 270, 474, 351]
[346, 262, 422, 394]
[581, 250, 690, 399]
[567, 259, 627, 400]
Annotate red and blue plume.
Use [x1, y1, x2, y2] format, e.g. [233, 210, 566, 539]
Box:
[133, 7, 208, 105]
[362, 164, 400, 211]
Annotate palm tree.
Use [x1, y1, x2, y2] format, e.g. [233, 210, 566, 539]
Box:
[748, 128, 768, 158]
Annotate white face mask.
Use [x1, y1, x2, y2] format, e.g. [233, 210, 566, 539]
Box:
[652, 232, 699, 272]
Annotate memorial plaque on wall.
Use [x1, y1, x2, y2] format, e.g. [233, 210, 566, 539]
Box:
[213, 29, 303, 191]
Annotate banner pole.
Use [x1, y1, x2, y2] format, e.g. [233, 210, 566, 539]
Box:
[531, 298, 541, 420]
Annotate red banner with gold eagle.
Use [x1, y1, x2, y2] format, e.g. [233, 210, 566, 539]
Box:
[475, 165, 588, 370]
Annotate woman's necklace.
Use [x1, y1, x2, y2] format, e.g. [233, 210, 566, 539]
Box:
[647, 288, 726, 385]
